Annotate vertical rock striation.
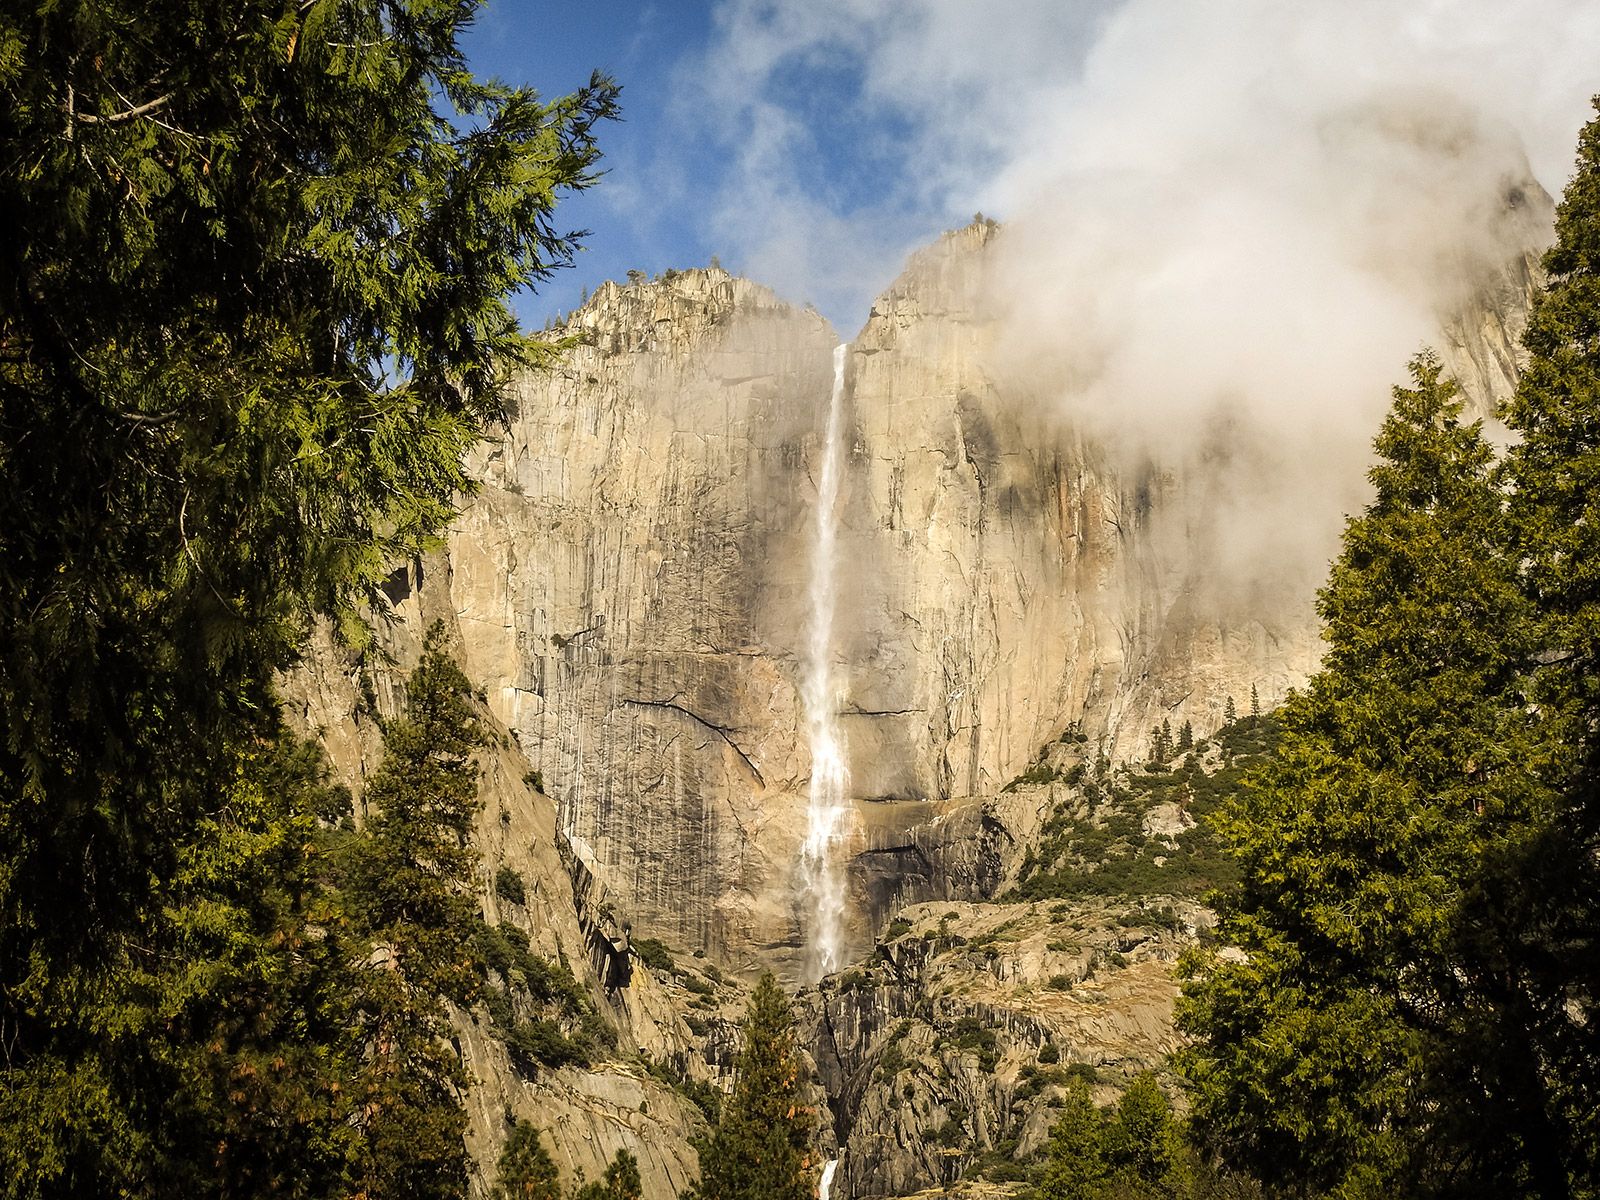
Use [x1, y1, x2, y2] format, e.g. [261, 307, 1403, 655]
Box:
[443, 270, 839, 972]
[284, 189, 1550, 1194]
[282, 599, 718, 1199]
[300, 200, 1548, 984]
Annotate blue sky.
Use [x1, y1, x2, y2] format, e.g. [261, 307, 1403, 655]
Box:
[460, 1, 955, 337]
[459, 0, 1600, 345]
[461, 2, 714, 329]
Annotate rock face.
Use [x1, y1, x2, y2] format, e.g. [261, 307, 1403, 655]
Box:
[446, 271, 838, 974]
[802, 898, 1206, 1199]
[416, 212, 1540, 979]
[841, 221, 1313, 803]
[285, 201, 1549, 1195]
[283, 595, 724, 1200]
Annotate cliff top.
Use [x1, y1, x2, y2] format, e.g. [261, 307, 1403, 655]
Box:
[551, 219, 1002, 355]
[554, 265, 836, 355]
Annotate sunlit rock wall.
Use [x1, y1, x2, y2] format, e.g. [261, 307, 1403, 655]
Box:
[443, 271, 837, 973]
[377, 202, 1542, 980]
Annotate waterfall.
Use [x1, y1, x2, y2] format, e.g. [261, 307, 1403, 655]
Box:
[819, 1158, 839, 1200]
[799, 343, 851, 981]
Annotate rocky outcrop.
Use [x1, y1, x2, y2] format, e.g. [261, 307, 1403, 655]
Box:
[282, 598, 721, 1199]
[802, 899, 1206, 1199]
[1438, 178, 1552, 418]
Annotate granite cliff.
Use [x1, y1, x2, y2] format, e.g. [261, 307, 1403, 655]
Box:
[394, 213, 1539, 978]
[286, 200, 1547, 1196]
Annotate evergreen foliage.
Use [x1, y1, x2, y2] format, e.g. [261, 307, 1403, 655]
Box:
[492, 1123, 563, 1200]
[0, 0, 614, 1187]
[1181, 97, 1600, 1198]
[572, 1150, 643, 1200]
[1102, 1074, 1178, 1187]
[645, 1054, 725, 1125]
[340, 623, 488, 1199]
[683, 973, 815, 1200]
[496, 865, 529, 906]
[1179, 352, 1553, 1195]
[1035, 1078, 1107, 1200]
[1032, 1073, 1254, 1200]
[492, 1124, 640, 1200]
[1148, 720, 1173, 764]
[1496, 97, 1600, 1186]
[473, 917, 608, 1073]
[632, 936, 678, 973]
[124, 736, 365, 1199]
[1011, 717, 1277, 903]
[349, 625, 484, 998]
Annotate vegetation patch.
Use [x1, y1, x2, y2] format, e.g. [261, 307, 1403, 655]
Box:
[494, 864, 527, 906]
[630, 935, 676, 973]
[1009, 715, 1280, 903]
[644, 1056, 724, 1125]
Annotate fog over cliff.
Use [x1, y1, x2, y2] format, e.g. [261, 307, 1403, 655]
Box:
[693, 0, 1596, 335]
[686, 0, 1597, 588]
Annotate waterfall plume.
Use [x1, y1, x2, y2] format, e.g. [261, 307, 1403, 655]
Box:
[799, 343, 851, 980]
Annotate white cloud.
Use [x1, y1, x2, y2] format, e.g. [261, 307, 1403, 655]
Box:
[688, 0, 1596, 334]
[683, 0, 1598, 581]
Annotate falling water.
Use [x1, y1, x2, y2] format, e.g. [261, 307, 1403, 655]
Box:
[819, 1158, 839, 1200]
[799, 344, 851, 981]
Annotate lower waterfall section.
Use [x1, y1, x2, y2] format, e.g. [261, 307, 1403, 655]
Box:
[819, 1158, 839, 1200]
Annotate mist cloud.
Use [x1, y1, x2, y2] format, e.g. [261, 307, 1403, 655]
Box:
[685, 0, 1598, 591]
[687, 0, 1596, 358]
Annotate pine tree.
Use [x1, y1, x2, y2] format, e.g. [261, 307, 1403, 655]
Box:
[493, 1123, 563, 1200]
[0, 1, 616, 1192]
[343, 624, 489, 1200]
[1248, 684, 1260, 718]
[684, 974, 814, 1200]
[1182, 103, 1600, 1199]
[572, 1150, 643, 1200]
[1035, 1078, 1107, 1200]
[1149, 722, 1172, 764]
[1177, 721, 1194, 753]
[493, 1126, 639, 1200]
[1034, 1074, 1188, 1200]
[1505, 99, 1600, 680]
[1484, 94, 1600, 1197]
[1179, 353, 1545, 1195]
[1100, 1073, 1177, 1189]
[143, 736, 366, 1199]
[1223, 695, 1237, 724]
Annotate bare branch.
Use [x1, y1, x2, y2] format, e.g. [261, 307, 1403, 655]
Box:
[74, 92, 175, 126]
